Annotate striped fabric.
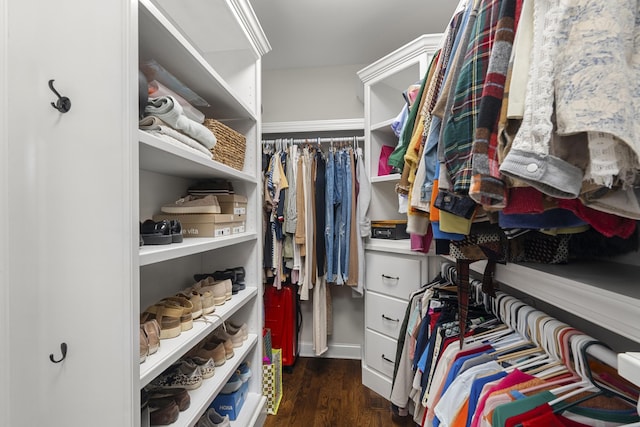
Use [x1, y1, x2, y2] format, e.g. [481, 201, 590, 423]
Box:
[442, 0, 503, 193]
[469, 0, 522, 209]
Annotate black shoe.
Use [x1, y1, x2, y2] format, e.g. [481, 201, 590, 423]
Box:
[170, 220, 183, 243]
[194, 266, 246, 287]
[140, 219, 172, 245]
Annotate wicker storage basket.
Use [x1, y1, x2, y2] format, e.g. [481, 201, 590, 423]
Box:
[203, 118, 246, 171]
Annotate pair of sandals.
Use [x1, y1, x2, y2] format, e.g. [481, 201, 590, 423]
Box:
[140, 219, 183, 245]
[140, 319, 160, 364]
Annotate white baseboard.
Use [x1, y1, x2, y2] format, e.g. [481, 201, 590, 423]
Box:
[299, 341, 362, 360]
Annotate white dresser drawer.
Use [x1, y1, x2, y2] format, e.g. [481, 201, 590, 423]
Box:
[365, 251, 422, 298]
[366, 292, 408, 340]
[364, 328, 398, 378]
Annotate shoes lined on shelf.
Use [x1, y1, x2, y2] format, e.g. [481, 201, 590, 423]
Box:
[236, 362, 252, 383]
[193, 277, 228, 306]
[150, 359, 203, 391]
[149, 397, 180, 426]
[220, 372, 243, 394]
[193, 266, 245, 294]
[141, 303, 183, 340]
[225, 321, 248, 342]
[140, 219, 173, 245]
[146, 388, 191, 412]
[195, 408, 231, 427]
[140, 219, 183, 246]
[190, 339, 227, 367]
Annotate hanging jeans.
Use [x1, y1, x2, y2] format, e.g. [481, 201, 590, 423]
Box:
[325, 150, 335, 283]
[341, 149, 353, 284]
[333, 151, 344, 284]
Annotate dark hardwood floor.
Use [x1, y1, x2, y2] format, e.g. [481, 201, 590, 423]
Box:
[264, 357, 415, 427]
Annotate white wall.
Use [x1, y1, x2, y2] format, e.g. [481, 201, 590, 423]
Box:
[262, 64, 365, 123]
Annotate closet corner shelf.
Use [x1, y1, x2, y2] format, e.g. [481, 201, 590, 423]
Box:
[442, 256, 640, 344]
[163, 334, 259, 427]
[139, 232, 258, 266]
[139, 130, 256, 182]
[371, 174, 401, 183]
[371, 118, 396, 133]
[138, 0, 257, 120]
[140, 289, 258, 387]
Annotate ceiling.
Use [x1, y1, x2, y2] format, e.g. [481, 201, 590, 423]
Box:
[250, 0, 459, 70]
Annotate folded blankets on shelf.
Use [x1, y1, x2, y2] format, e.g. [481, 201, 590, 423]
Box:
[139, 115, 213, 159]
[145, 96, 217, 150]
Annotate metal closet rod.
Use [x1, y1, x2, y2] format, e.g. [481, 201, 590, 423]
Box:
[261, 136, 364, 144]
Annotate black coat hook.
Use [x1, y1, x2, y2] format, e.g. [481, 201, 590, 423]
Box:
[48, 80, 71, 113]
[49, 342, 68, 363]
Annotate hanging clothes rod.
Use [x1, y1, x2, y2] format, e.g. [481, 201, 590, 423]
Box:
[441, 261, 620, 371]
[261, 136, 364, 145]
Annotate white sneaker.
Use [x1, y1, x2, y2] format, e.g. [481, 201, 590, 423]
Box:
[195, 408, 230, 427]
[161, 195, 221, 214]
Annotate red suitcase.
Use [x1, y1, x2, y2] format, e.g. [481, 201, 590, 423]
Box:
[264, 284, 299, 369]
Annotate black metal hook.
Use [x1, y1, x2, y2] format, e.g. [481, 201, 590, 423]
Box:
[49, 342, 68, 363]
[48, 80, 71, 113]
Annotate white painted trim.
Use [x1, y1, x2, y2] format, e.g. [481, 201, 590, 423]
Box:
[123, 2, 138, 425]
[357, 33, 443, 83]
[299, 341, 362, 360]
[0, 0, 8, 424]
[228, 0, 271, 57]
[262, 119, 365, 134]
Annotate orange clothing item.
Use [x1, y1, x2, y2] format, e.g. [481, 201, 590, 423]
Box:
[450, 397, 471, 427]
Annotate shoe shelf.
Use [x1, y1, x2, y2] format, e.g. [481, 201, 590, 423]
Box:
[139, 233, 258, 266]
[140, 288, 257, 387]
[139, 0, 257, 121]
[170, 334, 259, 427]
[139, 131, 257, 183]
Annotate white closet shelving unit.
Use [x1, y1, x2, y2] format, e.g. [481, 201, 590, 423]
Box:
[3, 0, 269, 425]
[138, 1, 270, 426]
[357, 34, 441, 399]
[358, 34, 442, 252]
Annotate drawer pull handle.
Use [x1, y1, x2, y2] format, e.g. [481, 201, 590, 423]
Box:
[381, 274, 399, 281]
[381, 354, 394, 364]
[382, 314, 400, 322]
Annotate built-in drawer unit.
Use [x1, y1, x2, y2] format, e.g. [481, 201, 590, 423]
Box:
[366, 292, 408, 340]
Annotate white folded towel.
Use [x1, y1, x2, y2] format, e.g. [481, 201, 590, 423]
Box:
[139, 115, 213, 158]
[145, 96, 217, 149]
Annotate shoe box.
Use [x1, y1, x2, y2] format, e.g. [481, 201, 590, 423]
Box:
[153, 213, 235, 238]
[210, 379, 248, 420]
[216, 195, 247, 218]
